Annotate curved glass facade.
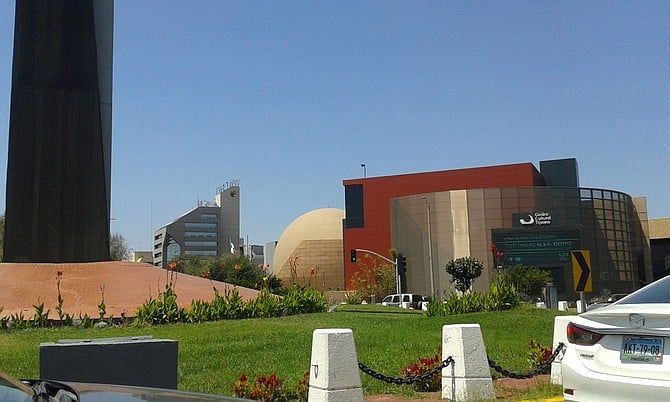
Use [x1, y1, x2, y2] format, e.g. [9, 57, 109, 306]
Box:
[391, 186, 649, 300]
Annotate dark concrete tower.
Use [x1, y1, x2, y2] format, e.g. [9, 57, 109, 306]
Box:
[3, 1, 114, 262]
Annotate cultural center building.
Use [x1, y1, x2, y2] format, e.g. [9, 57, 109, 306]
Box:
[343, 158, 651, 300]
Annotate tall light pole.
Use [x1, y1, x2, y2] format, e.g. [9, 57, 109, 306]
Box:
[361, 163, 366, 178]
[422, 195, 435, 297]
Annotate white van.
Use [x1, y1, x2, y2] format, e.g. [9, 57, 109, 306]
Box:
[380, 293, 427, 309]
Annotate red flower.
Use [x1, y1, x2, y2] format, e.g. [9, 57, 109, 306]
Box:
[239, 373, 247, 383]
[202, 271, 212, 279]
[169, 262, 177, 270]
[309, 267, 316, 276]
[490, 244, 497, 252]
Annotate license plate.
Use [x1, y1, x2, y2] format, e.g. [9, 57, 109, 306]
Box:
[620, 337, 664, 364]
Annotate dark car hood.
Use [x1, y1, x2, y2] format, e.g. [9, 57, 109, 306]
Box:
[70, 382, 249, 402]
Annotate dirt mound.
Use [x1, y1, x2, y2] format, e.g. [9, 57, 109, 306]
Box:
[0, 262, 260, 318]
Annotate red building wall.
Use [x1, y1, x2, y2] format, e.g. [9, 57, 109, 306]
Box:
[342, 163, 545, 289]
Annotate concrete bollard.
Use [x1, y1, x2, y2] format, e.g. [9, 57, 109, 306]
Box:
[308, 329, 364, 402]
[442, 324, 495, 401]
[551, 315, 576, 385]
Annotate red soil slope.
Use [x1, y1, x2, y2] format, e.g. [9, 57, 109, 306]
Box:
[0, 262, 260, 318]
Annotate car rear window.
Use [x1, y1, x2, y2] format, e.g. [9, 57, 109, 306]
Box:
[618, 275, 670, 304]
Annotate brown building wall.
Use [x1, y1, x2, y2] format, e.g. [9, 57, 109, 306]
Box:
[342, 163, 545, 289]
[275, 239, 344, 290]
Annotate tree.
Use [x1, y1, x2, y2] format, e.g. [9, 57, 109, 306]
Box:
[502, 265, 553, 298]
[350, 254, 397, 302]
[109, 232, 129, 261]
[445, 257, 483, 293]
[170, 254, 282, 293]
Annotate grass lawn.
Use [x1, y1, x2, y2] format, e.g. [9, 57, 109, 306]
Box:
[0, 304, 566, 400]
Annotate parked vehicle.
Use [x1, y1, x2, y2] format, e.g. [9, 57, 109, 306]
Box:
[585, 293, 630, 311]
[562, 277, 670, 401]
[380, 293, 427, 309]
[0, 371, 250, 401]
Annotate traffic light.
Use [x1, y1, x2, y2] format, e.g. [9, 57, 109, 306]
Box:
[397, 253, 407, 273]
[350, 249, 357, 262]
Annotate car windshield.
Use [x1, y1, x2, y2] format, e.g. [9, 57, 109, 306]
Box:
[0, 373, 33, 402]
[618, 275, 670, 304]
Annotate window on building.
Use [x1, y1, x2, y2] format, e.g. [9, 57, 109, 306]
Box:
[345, 184, 364, 228]
[185, 222, 217, 229]
[185, 231, 217, 238]
[200, 213, 218, 220]
[185, 250, 218, 256]
[185, 241, 218, 247]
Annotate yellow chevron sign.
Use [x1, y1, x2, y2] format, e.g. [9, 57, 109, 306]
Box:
[571, 250, 592, 292]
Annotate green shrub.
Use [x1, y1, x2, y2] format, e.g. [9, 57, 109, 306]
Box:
[343, 291, 365, 305]
[502, 265, 552, 299]
[426, 277, 521, 316]
[281, 285, 328, 315]
[136, 284, 326, 325]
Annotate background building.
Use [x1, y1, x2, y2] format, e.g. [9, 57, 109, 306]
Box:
[153, 182, 240, 268]
[649, 217, 670, 280]
[273, 208, 345, 290]
[344, 158, 652, 300]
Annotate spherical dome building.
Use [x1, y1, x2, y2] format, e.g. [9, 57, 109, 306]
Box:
[273, 208, 345, 290]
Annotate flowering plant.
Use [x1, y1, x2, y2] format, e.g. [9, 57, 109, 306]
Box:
[402, 348, 442, 392]
[233, 372, 308, 401]
[528, 339, 553, 368]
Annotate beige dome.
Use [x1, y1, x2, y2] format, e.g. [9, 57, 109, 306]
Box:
[273, 208, 345, 289]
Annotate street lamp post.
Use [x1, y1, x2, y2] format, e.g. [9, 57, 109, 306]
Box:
[422, 195, 435, 298]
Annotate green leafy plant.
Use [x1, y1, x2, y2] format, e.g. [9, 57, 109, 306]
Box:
[344, 291, 365, 305]
[280, 285, 328, 316]
[502, 265, 553, 299]
[426, 277, 521, 316]
[445, 257, 483, 293]
[9, 311, 29, 329]
[31, 302, 50, 327]
[98, 285, 107, 319]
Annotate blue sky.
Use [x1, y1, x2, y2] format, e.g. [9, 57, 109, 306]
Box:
[1, 1, 669, 251]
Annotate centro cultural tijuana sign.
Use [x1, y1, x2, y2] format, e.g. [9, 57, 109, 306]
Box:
[513, 212, 553, 227]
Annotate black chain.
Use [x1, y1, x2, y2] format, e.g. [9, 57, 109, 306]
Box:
[488, 342, 566, 379]
[358, 356, 454, 385]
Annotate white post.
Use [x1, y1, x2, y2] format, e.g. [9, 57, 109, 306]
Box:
[308, 329, 364, 402]
[551, 315, 576, 385]
[442, 324, 495, 401]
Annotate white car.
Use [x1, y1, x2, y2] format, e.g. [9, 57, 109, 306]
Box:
[562, 275, 670, 401]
